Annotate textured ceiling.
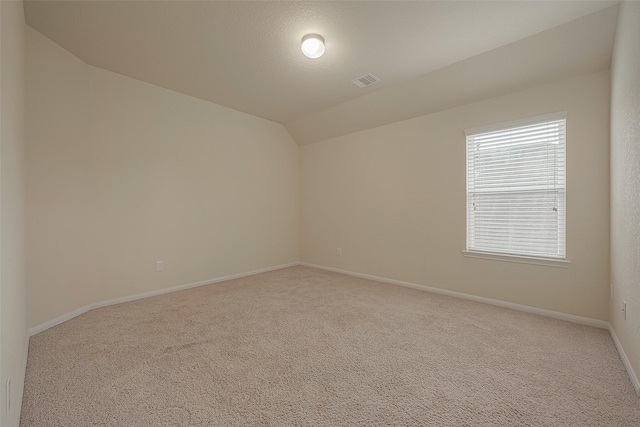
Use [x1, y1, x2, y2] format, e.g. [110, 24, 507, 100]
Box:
[24, 1, 619, 144]
[287, 6, 619, 144]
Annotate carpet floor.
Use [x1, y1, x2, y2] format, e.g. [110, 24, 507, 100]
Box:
[21, 266, 640, 426]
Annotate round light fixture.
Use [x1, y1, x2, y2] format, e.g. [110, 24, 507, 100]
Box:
[301, 34, 325, 59]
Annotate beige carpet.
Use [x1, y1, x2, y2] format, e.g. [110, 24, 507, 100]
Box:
[21, 266, 640, 426]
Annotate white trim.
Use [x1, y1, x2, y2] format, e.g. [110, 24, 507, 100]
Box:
[299, 264, 640, 392]
[29, 305, 94, 337]
[16, 334, 29, 426]
[463, 250, 570, 268]
[28, 262, 300, 336]
[465, 114, 567, 261]
[299, 262, 607, 329]
[464, 111, 567, 136]
[608, 325, 640, 397]
[26, 262, 639, 402]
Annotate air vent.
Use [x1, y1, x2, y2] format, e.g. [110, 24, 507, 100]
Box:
[351, 73, 380, 88]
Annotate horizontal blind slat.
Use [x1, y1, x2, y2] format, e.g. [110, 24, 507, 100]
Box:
[466, 116, 566, 259]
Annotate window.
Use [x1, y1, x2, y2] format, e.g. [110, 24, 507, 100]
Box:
[465, 113, 567, 263]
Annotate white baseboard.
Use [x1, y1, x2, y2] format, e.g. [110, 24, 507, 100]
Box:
[300, 262, 640, 397]
[27, 260, 638, 399]
[28, 262, 299, 336]
[14, 333, 30, 427]
[608, 325, 640, 397]
[298, 262, 640, 397]
[299, 262, 609, 329]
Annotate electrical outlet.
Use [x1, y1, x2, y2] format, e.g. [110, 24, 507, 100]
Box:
[622, 301, 627, 320]
[156, 261, 164, 272]
[337, 248, 342, 256]
[5, 376, 10, 415]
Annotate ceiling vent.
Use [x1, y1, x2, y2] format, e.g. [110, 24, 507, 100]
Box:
[351, 74, 380, 88]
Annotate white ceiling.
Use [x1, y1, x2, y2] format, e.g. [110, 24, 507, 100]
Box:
[24, 1, 619, 145]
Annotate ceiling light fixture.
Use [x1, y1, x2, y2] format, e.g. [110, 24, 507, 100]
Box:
[301, 34, 325, 59]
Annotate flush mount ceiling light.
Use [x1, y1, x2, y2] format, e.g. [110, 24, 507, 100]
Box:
[301, 34, 325, 59]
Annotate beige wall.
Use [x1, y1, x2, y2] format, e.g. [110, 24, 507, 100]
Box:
[25, 26, 94, 329]
[26, 28, 299, 329]
[88, 65, 299, 303]
[1, 1, 27, 426]
[610, 1, 640, 385]
[301, 71, 610, 321]
[14, 4, 637, 416]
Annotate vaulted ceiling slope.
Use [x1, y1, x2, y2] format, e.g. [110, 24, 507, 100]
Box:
[25, 1, 618, 145]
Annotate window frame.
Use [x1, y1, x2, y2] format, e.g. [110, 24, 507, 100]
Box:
[463, 112, 570, 268]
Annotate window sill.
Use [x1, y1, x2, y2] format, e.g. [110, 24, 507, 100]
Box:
[462, 250, 570, 268]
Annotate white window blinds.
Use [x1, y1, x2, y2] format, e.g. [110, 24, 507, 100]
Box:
[466, 113, 566, 259]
